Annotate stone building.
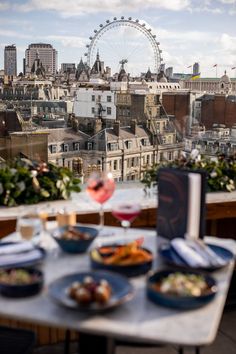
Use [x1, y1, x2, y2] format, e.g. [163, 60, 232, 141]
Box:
[184, 124, 236, 158]
[182, 72, 236, 94]
[0, 106, 48, 161]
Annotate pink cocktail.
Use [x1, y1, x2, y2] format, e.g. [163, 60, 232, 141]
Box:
[86, 178, 115, 204]
[112, 203, 141, 235]
[86, 172, 115, 230]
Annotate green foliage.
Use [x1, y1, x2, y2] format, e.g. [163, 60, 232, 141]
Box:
[0, 158, 81, 207]
[141, 153, 236, 193]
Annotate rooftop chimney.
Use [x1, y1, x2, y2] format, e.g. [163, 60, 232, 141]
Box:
[131, 119, 137, 135]
[113, 120, 120, 136]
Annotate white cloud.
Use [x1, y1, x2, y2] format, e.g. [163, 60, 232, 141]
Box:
[13, 0, 191, 17]
[219, 33, 236, 54]
[0, 2, 10, 11]
[219, 0, 236, 4]
[0, 29, 31, 39]
[46, 35, 87, 48]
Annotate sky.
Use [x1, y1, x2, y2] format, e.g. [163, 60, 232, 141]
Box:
[0, 0, 236, 77]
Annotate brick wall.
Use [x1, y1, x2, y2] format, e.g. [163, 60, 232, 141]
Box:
[162, 92, 190, 135]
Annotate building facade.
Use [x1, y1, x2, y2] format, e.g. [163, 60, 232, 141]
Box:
[25, 43, 58, 75]
[4, 45, 17, 76]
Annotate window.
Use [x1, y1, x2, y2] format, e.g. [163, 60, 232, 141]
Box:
[63, 144, 69, 152]
[107, 107, 112, 115]
[131, 158, 135, 167]
[168, 152, 172, 161]
[87, 142, 93, 150]
[126, 141, 132, 149]
[113, 160, 117, 170]
[50, 145, 57, 153]
[146, 155, 150, 165]
[91, 107, 95, 114]
[74, 142, 80, 151]
[108, 143, 118, 151]
[92, 95, 95, 101]
[162, 136, 166, 144]
[107, 96, 112, 102]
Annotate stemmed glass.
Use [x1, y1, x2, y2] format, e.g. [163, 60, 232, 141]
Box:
[86, 171, 115, 232]
[112, 203, 141, 238]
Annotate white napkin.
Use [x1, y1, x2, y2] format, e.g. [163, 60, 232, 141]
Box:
[171, 238, 210, 268]
[0, 242, 34, 255]
[0, 249, 42, 267]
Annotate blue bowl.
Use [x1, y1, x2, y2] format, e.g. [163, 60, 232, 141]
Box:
[147, 269, 217, 309]
[90, 244, 153, 277]
[51, 225, 98, 254]
[0, 268, 43, 298]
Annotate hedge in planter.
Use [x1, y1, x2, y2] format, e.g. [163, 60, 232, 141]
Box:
[0, 158, 81, 207]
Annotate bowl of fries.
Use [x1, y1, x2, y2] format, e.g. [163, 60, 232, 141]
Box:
[90, 239, 153, 277]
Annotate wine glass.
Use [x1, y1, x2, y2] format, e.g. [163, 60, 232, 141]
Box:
[86, 171, 115, 232]
[112, 203, 141, 238]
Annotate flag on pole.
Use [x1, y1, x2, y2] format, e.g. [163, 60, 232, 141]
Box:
[213, 64, 217, 67]
[187, 65, 192, 68]
[191, 73, 201, 80]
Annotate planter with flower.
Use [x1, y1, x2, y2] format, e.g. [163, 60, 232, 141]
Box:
[141, 150, 236, 194]
[0, 158, 81, 207]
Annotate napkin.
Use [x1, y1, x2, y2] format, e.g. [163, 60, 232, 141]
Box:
[0, 249, 42, 268]
[171, 238, 210, 268]
[0, 242, 34, 255]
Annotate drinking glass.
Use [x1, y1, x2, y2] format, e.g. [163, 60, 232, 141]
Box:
[112, 203, 141, 237]
[17, 213, 43, 242]
[86, 172, 115, 231]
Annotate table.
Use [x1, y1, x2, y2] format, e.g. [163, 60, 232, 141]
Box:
[0, 227, 235, 354]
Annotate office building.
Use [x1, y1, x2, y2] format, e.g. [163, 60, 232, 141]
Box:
[25, 43, 57, 75]
[193, 62, 200, 75]
[4, 45, 17, 76]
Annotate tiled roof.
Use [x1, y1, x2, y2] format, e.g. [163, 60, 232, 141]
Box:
[40, 128, 89, 143]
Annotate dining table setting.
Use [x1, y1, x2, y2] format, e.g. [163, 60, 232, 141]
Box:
[0, 170, 235, 354]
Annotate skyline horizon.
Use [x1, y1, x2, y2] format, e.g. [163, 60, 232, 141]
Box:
[0, 1, 236, 78]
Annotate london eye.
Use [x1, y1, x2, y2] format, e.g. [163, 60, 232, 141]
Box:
[84, 17, 163, 76]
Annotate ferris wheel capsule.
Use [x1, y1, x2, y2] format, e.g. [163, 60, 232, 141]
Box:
[128, 17, 132, 20]
[94, 30, 97, 33]
[100, 24, 103, 27]
[89, 36, 93, 40]
[106, 20, 110, 23]
[86, 44, 89, 48]
[113, 17, 117, 20]
[142, 23, 146, 26]
[153, 34, 156, 38]
[135, 19, 139, 22]
[121, 16, 124, 19]
[148, 28, 152, 32]
[84, 53, 88, 56]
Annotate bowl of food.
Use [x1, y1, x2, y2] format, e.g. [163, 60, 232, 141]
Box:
[51, 225, 98, 254]
[147, 270, 217, 309]
[48, 271, 134, 312]
[90, 239, 153, 277]
[0, 268, 43, 298]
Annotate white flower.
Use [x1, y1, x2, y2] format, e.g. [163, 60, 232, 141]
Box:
[30, 170, 38, 177]
[9, 168, 17, 175]
[190, 149, 200, 160]
[210, 171, 217, 178]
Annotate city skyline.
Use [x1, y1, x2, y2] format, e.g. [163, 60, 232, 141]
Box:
[0, 0, 236, 77]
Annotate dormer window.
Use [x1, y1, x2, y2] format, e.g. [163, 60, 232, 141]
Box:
[74, 142, 80, 151]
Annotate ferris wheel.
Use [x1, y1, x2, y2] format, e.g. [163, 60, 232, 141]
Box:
[84, 17, 163, 76]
